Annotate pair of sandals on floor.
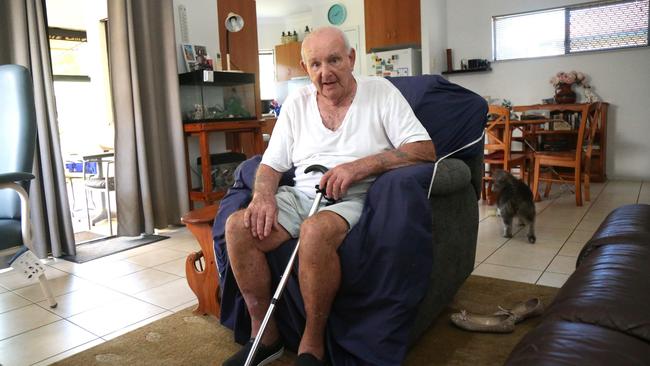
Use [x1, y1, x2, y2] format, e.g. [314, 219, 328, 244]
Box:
[451, 298, 545, 333]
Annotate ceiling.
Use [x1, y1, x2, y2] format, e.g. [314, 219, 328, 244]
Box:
[256, 0, 318, 19]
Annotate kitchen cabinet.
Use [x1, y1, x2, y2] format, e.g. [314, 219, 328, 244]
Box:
[275, 41, 307, 81]
[364, 0, 421, 53]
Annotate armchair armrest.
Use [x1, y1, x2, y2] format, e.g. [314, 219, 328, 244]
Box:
[428, 159, 472, 196]
[0, 172, 35, 184]
[364, 159, 471, 203]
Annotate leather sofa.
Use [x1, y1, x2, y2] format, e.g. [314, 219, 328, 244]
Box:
[505, 203, 650, 365]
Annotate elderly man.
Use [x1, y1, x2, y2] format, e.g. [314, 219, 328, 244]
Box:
[223, 27, 436, 366]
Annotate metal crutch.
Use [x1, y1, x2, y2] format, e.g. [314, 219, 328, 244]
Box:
[245, 164, 332, 366]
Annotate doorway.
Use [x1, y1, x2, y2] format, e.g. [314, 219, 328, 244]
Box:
[46, 0, 117, 243]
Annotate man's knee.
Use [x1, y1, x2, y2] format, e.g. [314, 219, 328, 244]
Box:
[225, 210, 247, 240]
[226, 209, 290, 253]
[299, 212, 348, 254]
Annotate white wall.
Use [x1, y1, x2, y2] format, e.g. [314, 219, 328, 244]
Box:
[441, 0, 650, 180]
[307, 1, 367, 74]
[172, 0, 227, 189]
[257, 18, 287, 50]
[256, 0, 367, 76]
[420, 0, 446, 75]
[172, 0, 220, 72]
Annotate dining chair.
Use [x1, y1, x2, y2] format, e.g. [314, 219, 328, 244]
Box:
[482, 105, 528, 202]
[83, 152, 115, 236]
[531, 103, 602, 206]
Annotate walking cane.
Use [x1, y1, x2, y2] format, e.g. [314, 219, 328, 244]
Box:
[245, 164, 332, 366]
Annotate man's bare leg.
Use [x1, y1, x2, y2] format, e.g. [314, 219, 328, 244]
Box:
[297, 211, 349, 360]
[225, 210, 291, 345]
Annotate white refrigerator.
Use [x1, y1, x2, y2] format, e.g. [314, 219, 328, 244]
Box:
[367, 48, 422, 77]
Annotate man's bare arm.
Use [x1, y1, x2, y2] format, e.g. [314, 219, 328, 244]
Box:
[356, 140, 436, 177]
[252, 164, 283, 197]
[320, 140, 436, 199]
[245, 164, 284, 239]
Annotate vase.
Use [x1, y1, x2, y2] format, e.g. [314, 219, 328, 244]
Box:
[554, 83, 576, 104]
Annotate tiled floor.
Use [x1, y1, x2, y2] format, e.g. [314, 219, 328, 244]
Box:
[0, 228, 198, 366]
[474, 180, 650, 288]
[1, 180, 648, 365]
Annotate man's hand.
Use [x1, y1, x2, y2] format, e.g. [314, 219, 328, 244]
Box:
[319, 141, 436, 200]
[319, 161, 362, 200]
[244, 193, 279, 239]
[245, 164, 284, 239]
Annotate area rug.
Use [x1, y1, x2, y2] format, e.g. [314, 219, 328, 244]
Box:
[62, 234, 169, 263]
[53, 275, 558, 366]
[73, 230, 106, 244]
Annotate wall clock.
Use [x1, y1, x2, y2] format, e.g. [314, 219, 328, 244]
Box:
[327, 3, 347, 25]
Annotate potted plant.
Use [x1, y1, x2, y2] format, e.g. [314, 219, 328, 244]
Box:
[549, 71, 587, 104]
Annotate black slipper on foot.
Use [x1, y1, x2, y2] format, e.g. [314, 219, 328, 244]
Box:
[222, 339, 284, 366]
[294, 353, 325, 366]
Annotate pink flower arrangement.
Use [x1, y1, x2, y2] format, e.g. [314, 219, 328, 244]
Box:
[550, 71, 588, 88]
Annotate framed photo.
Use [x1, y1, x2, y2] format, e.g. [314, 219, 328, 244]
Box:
[181, 44, 196, 72]
[193, 45, 212, 71]
[182, 44, 195, 61]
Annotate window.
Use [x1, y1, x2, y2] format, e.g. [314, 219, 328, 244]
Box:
[493, 0, 649, 61]
[258, 49, 275, 100]
[49, 27, 90, 80]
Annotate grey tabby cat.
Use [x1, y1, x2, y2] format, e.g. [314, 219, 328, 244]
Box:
[492, 170, 536, 243]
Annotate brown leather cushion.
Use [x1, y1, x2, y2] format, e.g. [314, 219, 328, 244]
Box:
[546, 242, 650, 342]
[506, 204, 650, 365]
[544, 204, 650, 342]
[580, 204, 650, 252]
[578, 204, 650, 265]
[505, 321, 650, 366]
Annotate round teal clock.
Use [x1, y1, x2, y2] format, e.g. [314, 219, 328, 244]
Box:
[327, 3, 347, 25]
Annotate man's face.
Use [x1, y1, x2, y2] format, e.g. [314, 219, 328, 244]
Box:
[301, 30, 356, 102]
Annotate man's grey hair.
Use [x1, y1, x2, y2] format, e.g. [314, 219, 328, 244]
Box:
[301, 26, 352, 63]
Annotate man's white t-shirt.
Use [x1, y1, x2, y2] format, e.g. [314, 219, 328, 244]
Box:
[261, 76, 431, 198]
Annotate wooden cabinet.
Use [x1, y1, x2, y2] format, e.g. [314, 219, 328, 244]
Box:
[364, 0, 421, 53]
[183, 120, 264, 208]
[275, 42, 307, 81]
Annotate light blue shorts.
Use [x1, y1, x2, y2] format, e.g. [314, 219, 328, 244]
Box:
[275, 185, 368, 238]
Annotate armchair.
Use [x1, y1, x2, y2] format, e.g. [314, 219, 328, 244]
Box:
[211, 75, 486, 364]
[0, 64, 57, 308]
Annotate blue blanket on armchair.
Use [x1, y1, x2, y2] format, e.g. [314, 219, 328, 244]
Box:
[212, 75, 486, 365]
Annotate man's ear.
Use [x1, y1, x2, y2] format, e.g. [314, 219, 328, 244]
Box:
[348, 48, 356, 69]
[300, 60, 308, 73]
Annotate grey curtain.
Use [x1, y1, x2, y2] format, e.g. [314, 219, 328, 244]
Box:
[107, 0, 189, 236]
[0, 0, 76, 257]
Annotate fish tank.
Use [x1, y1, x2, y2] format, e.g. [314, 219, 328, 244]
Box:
[179, 70, 256, 123]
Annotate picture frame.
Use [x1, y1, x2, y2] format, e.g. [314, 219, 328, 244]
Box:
[181, 43, 196, 72]
[193, 45, 212, 71]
